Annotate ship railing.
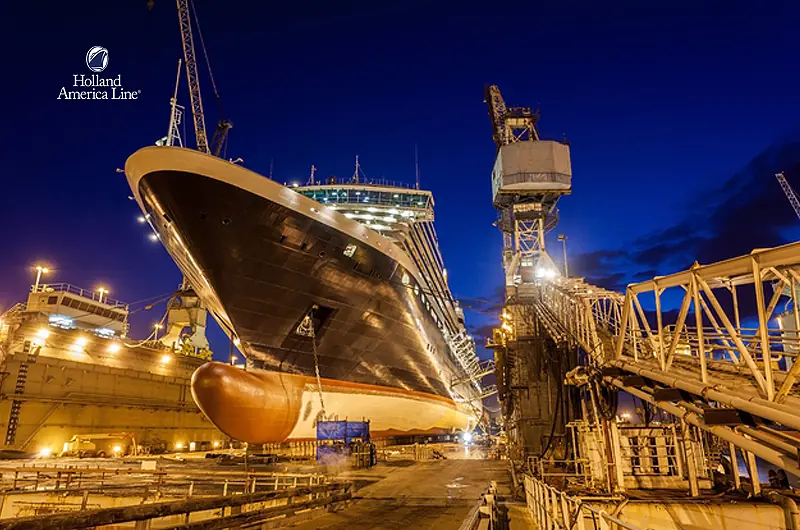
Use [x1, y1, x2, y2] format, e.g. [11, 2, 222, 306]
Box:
[303, 177, 418, 190]
[32, 283, 127, 308]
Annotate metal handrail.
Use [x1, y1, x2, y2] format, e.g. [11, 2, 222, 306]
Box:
[525, 474, 650, 530]
[31, 283, 127, 308]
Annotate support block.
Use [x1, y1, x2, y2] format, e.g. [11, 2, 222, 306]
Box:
[702, 408, 744, 426]
[653, 388, 683, 402]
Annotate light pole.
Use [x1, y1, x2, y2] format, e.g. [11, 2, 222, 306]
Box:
[33, 265, 50, 292]
[97, 287, 109, 304]
[557, 235, 568, 277]
[153, 323, 163, 341]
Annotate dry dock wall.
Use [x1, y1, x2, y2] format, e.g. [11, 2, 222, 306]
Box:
[0, 352, 221, 452]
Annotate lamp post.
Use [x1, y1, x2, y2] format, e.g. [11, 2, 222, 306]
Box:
[97, 287, 109, 304]
[557, 235, 568, 277]
[33, 265, 50, 292]
[153, 323, 163, 341]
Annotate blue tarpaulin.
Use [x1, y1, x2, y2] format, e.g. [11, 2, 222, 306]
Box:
[316, 420, 370, 443]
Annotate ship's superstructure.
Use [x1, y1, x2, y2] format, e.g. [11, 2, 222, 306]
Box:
[125, 146, 484, 443]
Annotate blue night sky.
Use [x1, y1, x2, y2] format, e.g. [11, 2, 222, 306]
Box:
[3, 2, 800, 359]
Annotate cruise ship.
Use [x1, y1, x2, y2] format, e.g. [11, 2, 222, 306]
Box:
[124, 146, 484, 443]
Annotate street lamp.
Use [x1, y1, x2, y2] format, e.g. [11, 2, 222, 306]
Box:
[557, 235, 568, 277]
[97, 287, 109, 304]
[153, 323, 163, 341]
[33, 265, 50, 292]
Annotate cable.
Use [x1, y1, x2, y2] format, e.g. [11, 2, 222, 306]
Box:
[189, 0, 224, 115]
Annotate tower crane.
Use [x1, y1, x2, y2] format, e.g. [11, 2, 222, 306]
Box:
[775, 171, 800, 221]
[151, 0, 232, 157]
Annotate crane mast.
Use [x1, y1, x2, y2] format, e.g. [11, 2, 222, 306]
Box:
[176, 0, 209, 154]
[776, 171, 800, 221]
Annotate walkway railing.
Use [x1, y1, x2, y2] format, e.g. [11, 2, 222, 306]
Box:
[32, 283, 127, 309]
[524, 475, 647, 530]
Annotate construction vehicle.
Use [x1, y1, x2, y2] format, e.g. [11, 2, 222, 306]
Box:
[60, 432, 138, 458]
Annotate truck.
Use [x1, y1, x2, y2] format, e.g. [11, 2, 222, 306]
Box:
[60, 432, 138, 458]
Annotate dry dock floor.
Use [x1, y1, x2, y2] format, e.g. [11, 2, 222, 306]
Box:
[288, 458, 512, 529]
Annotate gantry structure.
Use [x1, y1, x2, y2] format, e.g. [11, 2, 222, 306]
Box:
[487, 86, 800, 509]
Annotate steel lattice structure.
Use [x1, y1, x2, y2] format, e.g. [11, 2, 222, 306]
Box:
[508, 241, 800, 477]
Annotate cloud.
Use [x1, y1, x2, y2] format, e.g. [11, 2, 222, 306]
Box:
[572, 133, 800, 310]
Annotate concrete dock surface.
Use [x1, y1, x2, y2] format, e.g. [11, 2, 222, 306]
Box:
[287, 458, 513, 529]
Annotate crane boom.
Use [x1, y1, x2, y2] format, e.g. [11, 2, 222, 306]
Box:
[176, 0, 209, 154]
[484, 85, 539, 148]
[776, 172, 800, 221]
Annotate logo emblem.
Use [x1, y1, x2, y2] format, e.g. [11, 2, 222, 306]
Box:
[86, 46, 109, 73]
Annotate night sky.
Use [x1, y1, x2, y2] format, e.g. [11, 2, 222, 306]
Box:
[4, 2, 800, 360]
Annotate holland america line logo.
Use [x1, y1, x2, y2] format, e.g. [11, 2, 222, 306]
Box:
[58, 47, 141, 100]
[86, 46, 109, 73]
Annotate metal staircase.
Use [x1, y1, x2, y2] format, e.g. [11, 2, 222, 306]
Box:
[4, 342, 41, 447]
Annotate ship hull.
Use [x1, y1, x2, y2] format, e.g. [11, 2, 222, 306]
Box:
[192, 362, 472, 442]
[124, 147, 479, 442]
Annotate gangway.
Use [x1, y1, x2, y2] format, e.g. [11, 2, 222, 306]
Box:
[450, 359, 495, 387]
[497, 231, 800, 479]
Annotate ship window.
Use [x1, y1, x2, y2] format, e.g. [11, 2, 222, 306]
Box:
[47, 296, 58, 305]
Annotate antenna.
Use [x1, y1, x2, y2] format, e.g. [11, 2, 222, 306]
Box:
[414, 143, 420, 190]
[309, 164, 317, 185]
[165, 58, 184, 147]
[268, 158, 274, 180]
[353, 155, 360, 184]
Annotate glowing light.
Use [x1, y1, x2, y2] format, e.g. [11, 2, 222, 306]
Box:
[137, 215, 146, 223]
[62, 442, 69, 453]
[36, 266, 50, 274]
[189, 442, 196, 451]
[233, 337, 241, 346]
[97, 287, 109, 302]
[462, 432, 473, 443]
[160, 354, 172, 364]
[175, 442, 184, 450]
[75, 337, 89, 347]
[36, 328, 51, 340]
[535, 267, 557, 279]
[112, 445, 121, 453]
[213, 441, 220, 448]
[148, 233, 159, 242]
[39, 447, 51, 457]
[291, 182, 299, 188]
[107, 342, 121, 354]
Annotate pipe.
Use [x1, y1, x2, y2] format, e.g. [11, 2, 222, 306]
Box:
[767, 491, 800, 530]
[607, 378, 800, 478]
[610, 360, 800, 430]
[737, 426, 798, 457]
